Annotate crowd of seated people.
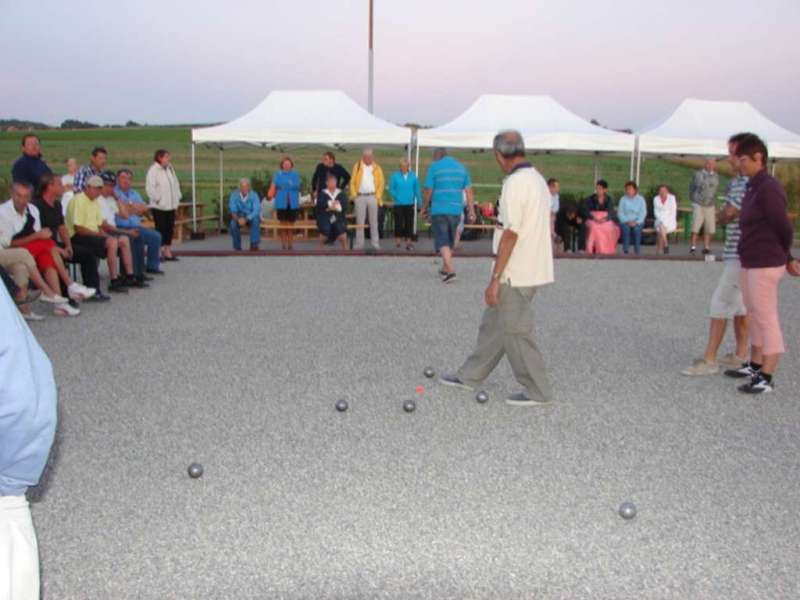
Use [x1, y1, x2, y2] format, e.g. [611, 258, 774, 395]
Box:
[554, 179, 680, 256]
[2, 134, 174, 321]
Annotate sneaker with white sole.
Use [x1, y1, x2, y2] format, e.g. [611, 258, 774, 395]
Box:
[439, 373, 474, 390]
[442, 272, 457, 284]
[505, 391, 551, 406]
[68, 282, 96, 300]
[23, 311, 46, 321]
[681, 359, 719, 376]
[41, 293, 69, 304]
[718, 353, 747, 369]
[53, 303, 80, 317]
[738, 373, 774, 394]
[724, 363, 757, 379]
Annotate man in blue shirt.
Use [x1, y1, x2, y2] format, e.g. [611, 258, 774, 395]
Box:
[11, 134, 52, 189]
[617, 181, 647, 255]
[388, 159, 420, 250]
[0, 284, 57, 599]
[114, 169, 163, 274]
[422, 149, 475, 283]
[228, 178, 261, 251]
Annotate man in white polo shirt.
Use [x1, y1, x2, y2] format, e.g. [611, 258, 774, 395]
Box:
[441, 130, 555, 406]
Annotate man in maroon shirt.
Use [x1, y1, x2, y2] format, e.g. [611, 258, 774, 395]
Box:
[723, 133, 797, 394]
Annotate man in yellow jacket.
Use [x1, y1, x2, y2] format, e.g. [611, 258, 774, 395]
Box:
[349, 149, 385, 250]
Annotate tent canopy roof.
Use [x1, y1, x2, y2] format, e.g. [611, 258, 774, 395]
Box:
[416, 94, 634, 153]
[637, 98, 800, 159]
[191, 90, 411, 148]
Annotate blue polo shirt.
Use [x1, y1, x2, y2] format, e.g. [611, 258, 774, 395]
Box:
[424, 156, 472, 216]
[113, 185, 146, 227]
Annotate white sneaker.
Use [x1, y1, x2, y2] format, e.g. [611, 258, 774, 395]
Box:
[41, 293, 69, 304]
[68, 282, 96, 300]
[23, 311, 46, 321]
[53, 303, 80, 317]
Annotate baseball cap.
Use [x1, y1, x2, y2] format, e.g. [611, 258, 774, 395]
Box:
[101, 170, 116, 185]
[87, 175, 104, 188]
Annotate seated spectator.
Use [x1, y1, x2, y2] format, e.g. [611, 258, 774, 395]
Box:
[11, 134, 52, 190]
[66, 175, 132, 293]
[268, 157, 301, 251]
[617, 181, 647, 255]
[34, 173, 108, 302]
[228, 178, 261, 251]
[555, 201, 584, 252]
[60, 158, 78, 217]
[99, 172, 148, 288]
[73, 146, 107, 192]
[653, 184, 678, 255]
[0, 247, 68, 320]
[584, 179, 619, 255]
[0, 182, 94, 315]
[114, 169, 163, 275]
[388, 158, 420, 250]
[316, 173, 349, 249]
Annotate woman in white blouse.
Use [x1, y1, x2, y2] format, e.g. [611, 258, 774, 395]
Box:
[653, 184, 677, 255]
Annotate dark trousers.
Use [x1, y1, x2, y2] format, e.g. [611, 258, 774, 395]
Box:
[394, 205, 414, 239]
[67, 237, 103, 289]
[556, 220, 586, 252]
[152, 209, 176, 246]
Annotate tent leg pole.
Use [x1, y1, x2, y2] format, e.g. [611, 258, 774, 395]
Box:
[191, 143, 197, 232]
[219, 149, 224, 231]
[413, 144, 420, 235]
[635, 148, 642, 185]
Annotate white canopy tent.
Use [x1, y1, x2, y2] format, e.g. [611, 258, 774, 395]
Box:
[189, 90, 412, 231]
[635, 98, 800, 181]
[415, 93, 636, 173]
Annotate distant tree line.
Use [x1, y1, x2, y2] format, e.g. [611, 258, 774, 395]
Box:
[1, 118, 144, 131]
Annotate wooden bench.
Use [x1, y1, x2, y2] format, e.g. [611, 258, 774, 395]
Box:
[173, 215, 219, 243]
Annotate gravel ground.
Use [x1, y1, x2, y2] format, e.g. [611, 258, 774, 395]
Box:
[28, 257, 800, 600]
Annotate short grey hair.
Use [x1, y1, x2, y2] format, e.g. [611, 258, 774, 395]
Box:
[362, 148, 374, 157]
[493, 130, 525, 159]
[239, 177, 251, 187]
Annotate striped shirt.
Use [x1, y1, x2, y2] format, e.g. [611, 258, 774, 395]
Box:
[722, 175, 748, 261]
[424, 156, 472, 216]
[73, 164, 101, 192]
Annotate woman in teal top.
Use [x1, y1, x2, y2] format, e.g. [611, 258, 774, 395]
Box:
[388, 159, 420, 250]
[268, 157, 301, 250]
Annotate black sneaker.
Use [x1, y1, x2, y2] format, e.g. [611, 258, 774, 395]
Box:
[439, 374, 474, 391]
[442, 272, 457, 284]
[724, 363, 757, 379]
[87, 290, 111, 302]
[146, 269, 165, 275]
[438, 269, 447, 276]
[505, 391, 551, 406]
[738, 373, 774, 394]
[690, 247, 696, 255]
[108, 278, 129, 293]
[702, 248, 711, 255]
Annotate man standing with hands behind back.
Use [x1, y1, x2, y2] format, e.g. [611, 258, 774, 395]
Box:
[441, 130, 555, 406]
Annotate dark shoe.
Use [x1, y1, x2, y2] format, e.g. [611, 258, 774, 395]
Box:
[143, 274, 154, 282]
[702, 248, 711, 255]
[87, 290, 111, 302]
[146, 269, 165, 276]
[442, 272, 457, 284]
[738, 373, 774, 394]
[163, 255, 179, 262]
[690, 247, 696, 255]
[108, 278, 129, 293]
[439, 374, 474, 391]
[249, 244, 260, 251]
[129, 277, 149, 289]
[724, 363, 757, 379]
[505, 391, 552, 406]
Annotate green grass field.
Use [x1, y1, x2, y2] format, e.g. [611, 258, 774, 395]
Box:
[0, 125, 736, 217]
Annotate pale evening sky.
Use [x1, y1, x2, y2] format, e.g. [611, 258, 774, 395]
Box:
[1, 0, 798, 131]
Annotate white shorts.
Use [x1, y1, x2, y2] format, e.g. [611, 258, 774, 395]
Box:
[709, 261, 747, 319]
[0, 495, 40, 600]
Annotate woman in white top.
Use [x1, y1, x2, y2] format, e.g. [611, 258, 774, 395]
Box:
[145, 149, 182, 261]
[653, 184, 678, 255]
[60, 158, 78, 217]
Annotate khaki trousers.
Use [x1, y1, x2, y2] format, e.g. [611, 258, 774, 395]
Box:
[0, 248, 36, 290]
[458, 284, 552, 402]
